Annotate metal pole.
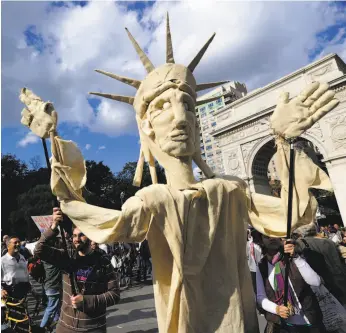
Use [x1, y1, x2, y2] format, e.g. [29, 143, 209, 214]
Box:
[41, 138, 77, 296]
[283, 139, 295, 306]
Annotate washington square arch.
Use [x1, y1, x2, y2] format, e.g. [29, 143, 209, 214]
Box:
[212, 53, 346, 225]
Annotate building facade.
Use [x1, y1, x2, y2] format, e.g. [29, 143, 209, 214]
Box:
[195, 81, 247, 175]
[211, 54, 346, 225]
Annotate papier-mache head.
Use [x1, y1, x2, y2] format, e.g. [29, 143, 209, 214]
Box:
[90, 13, 228, 186]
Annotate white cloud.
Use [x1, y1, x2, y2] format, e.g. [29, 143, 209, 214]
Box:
[2, 1, 346, 138]
[85, 143, 91, 150]
[98, 145, 106, 150]
[17, 132, 40, 147]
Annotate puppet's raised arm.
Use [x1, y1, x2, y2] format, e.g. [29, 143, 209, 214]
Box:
[246, 82, 338, 236]
[19, 88, 152, 244]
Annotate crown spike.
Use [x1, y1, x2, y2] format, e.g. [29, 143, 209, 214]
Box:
[89, 92, 134, 105]
[125, 28, 155, 73]
[95, 69, 141, 89]
[188, 33, 216, 73]
[166, 12, 175, 64]
[196, 81, 230, 92]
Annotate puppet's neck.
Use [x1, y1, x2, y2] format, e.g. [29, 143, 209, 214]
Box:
[165, 156, 198, 190]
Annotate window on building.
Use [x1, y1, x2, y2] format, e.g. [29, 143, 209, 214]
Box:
[206, 145, 212, 150]
[203, 125, 209, 131]
[211, 122, 217, 127]
[216, 150, 222, 155]
[199, 106, 206, 112]
[201, 112, 206, 118]
[208, 103, 214, 109]
[205, 138, 211, 143]
[207, 152, 214, 158]
[216, 97, 222, 104]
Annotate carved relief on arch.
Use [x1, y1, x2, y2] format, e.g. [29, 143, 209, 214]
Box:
[241, 137, 263, 174]
[226, 149, 241, 176]
[309, 64, 331, 80]
[304, 122, 324, 142]
[325, 113, 346, 150]
[334, 86, 346, 98]
[218, 115, 271, 146]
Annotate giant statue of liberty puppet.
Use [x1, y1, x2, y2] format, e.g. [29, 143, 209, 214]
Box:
[19, 14, 338, 333]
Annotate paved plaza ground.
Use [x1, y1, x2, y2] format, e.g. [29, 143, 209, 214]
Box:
[25, 278, 266, 332]
[106, 282, 158, 332]
[105, 281, 267, 333]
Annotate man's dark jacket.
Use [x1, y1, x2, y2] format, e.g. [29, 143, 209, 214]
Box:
[43, 260, 62, 292]
[295, 237, 346, 306]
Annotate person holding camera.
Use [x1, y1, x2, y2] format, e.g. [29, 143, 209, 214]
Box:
[256, 235, 325, 333]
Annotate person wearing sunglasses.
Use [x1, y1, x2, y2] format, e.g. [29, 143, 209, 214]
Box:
[34, 208, 120, 333]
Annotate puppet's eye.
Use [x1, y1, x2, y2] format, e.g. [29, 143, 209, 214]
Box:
[163, 102, 171, 110]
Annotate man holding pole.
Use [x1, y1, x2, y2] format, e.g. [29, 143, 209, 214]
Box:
[34, 208, 120, 333]
[19, 15, 340, 333]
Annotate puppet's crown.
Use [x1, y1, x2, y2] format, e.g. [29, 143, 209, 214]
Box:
[89, 13, 229, 107]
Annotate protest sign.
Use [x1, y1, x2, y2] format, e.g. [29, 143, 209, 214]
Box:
[31, 215, 53, 233]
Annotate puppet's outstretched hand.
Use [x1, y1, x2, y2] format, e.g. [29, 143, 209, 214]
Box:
[270, 82, 339, 139]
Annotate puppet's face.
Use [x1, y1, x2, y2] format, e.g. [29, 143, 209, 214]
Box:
[146, 87, 197, 157]
[134, 63, 198, 158]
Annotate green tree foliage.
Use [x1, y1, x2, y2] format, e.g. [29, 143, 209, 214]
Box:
[9, 184, 54, 240]
[2, 154, 52, 236]
[1, 154, 29, 235]
[2, 154, 166, 238]
[83, 160, 118, 208]
[114, 161, 166, 206]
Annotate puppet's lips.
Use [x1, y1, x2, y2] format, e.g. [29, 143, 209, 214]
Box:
[170, 130, 189, 141]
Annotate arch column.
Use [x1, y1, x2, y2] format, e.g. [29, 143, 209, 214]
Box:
[324, 156, 346, 226]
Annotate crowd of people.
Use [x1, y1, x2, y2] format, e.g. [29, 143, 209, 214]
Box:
[1, 208, 152, 333]
[1, 209, 346, 333]
[247, 223, 346, 333]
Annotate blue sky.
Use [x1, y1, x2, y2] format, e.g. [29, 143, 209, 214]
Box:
[2, 1, 346, 174]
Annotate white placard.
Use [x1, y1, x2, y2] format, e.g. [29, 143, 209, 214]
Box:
[31, 215, 53, 233]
